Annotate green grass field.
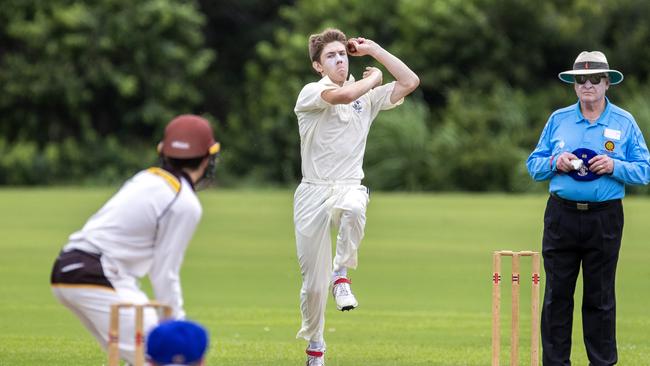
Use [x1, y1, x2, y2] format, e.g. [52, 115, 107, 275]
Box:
[1, 188, 649, 365]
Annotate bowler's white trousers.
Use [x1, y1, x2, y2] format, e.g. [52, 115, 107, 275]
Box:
[294, 179, 369, 345]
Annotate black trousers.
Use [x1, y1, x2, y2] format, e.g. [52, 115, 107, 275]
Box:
[541, 195, 623, 366]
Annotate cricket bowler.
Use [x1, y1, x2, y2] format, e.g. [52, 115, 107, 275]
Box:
[293, 28, 419, 365]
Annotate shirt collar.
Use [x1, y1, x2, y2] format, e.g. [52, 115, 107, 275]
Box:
[573, 97, 612, 126]
[161, 163, 195, 191]
[319, 74, 356, 87]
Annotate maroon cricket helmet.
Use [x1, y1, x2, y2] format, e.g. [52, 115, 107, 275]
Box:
[159, 115, 220, 159]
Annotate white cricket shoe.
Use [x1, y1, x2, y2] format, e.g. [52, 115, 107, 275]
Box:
[332, 277, 358, 311]
[305, 349, 325, 366]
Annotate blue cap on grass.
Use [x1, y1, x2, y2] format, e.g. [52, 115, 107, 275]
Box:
[568, 148, 600, 181]
[146, 320, 209, 365]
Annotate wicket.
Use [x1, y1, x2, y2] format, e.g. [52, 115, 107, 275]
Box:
[108, 301, 173, 366]
[491, 250, 541, 366]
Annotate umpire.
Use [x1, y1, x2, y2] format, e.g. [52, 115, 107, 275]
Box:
[527, 51, 650, 366]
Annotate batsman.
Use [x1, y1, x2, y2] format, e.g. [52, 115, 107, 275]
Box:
[50, 115, 220, 364]
[293, 28, 419, 365]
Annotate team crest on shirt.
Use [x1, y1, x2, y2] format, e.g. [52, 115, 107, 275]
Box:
[352, 100, 363, 113]
[604, 140, 615, 152]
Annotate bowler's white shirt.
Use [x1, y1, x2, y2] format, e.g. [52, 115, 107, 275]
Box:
[294, 75, 403, 181]
[64, 168, 201, 318]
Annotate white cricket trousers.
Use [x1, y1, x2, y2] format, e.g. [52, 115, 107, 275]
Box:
[51, 272, 158, 365]
[294, 180, 369, 345]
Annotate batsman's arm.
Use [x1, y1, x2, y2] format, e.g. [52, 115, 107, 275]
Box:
[150, 244, 187, 319]
[149, 211, 201, 319]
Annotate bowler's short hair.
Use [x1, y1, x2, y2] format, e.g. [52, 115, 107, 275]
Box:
[308, 28, 347, 62]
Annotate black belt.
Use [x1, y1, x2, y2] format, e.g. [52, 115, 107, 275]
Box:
[50, 249, 114, 288]
[550, 193, 619, 211]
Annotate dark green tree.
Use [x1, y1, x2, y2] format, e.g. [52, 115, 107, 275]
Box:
[226, 0, 650, 191]
[0, 0, 214, 184]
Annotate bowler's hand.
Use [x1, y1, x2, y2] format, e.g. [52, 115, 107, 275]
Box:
[589, 155, 614, 175]
[555, 152, 579, 173]
[347, 37, 380, 57]
[362, 66, 382, 88]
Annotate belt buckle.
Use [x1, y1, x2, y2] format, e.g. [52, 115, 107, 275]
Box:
[577, 202, 589, 211]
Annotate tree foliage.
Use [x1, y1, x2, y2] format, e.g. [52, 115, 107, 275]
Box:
[3, 0, 650, 191]
[0, 0, 214, 184]
[223, 0, 650, 191]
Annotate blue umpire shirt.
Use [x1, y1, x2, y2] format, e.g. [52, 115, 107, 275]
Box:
[527, 98, 650, 202]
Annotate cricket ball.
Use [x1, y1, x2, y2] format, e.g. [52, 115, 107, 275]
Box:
[347, 41, 356, 53]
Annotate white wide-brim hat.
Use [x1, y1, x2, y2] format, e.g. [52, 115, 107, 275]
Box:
[558, 51, 624, 85]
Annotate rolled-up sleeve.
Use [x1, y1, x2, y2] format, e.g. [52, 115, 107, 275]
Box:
[527, 118, 557, 182]
[611, 122, 650, 185]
